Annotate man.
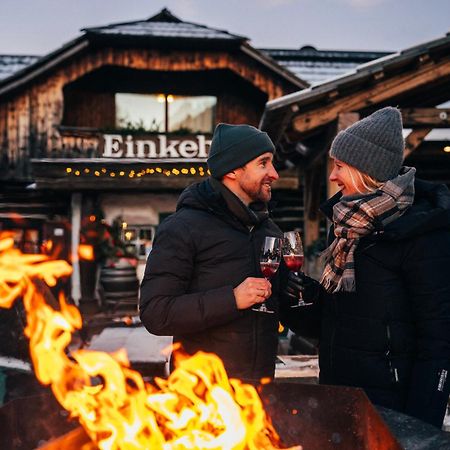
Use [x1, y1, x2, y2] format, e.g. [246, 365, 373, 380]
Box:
[139, 123, 284, 379]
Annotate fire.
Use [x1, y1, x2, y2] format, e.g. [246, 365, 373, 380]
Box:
[0, 233, 72, 308]
[0, 232, 301, 450]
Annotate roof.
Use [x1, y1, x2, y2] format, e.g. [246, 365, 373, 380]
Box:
[83, 8, 246, 42]
[260, 47, 390, 85]
[0, 55, 40, 81]
[0, 8, 305, 96]
[260, 31, 450, 143]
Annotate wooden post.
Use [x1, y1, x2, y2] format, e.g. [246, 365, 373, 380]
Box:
[303, 163, 322, 248]
[401, 108, 450, 128]
[33, 278, 60, 311]
[71, 192, 82, 306]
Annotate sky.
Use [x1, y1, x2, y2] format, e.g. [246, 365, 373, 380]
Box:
[0, 0, 449, 56]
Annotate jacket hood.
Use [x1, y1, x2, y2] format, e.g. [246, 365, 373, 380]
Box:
[177, 179, 223, 213]
[321, 179, 450, 241]
[382, 179, 450, 240]
[177, 178, 276, 231]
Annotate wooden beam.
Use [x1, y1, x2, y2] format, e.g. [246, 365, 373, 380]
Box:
[292, 56, 450, 134]
[33, 278, 60, 311]
[404, 128, 432, 159]
[71, 193, 82, 306]
[373, 70, 385, 81]
[273, 174, 299, 190]
[336, 112, 359, 131]
[401, 108, 450, 128]
[303, 163, 323, 248]
[34, 176, 204, 191]
[303, 122, 340, 170]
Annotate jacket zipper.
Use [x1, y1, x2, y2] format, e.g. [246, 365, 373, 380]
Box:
[359, 240, 399, 384]
[330, 296, 337, 373]
[249, 228, 259, 374]
[385, 324, 399, 383]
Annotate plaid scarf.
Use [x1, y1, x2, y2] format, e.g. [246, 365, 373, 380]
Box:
[321, 167, 416, 293]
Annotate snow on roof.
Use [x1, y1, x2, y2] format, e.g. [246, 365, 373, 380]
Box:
[0, 55, 40, 80]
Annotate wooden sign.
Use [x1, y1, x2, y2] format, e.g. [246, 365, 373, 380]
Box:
[102, 134, 212, 160]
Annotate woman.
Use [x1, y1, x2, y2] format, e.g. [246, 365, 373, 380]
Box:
[283, 107, 450, 428]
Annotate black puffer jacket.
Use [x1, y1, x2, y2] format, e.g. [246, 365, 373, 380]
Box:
[140, 179, 283, 379]
[284, 179, 450, 427]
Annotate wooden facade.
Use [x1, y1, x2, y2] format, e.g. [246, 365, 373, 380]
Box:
[0, 46, 302, 183]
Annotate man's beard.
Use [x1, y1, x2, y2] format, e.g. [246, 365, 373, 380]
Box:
[240, 179, 271, 203]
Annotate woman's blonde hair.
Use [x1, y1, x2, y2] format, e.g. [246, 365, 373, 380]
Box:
[346, 164, 384, 194]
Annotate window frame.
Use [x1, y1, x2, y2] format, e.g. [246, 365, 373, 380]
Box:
[115, 93, 217, 133]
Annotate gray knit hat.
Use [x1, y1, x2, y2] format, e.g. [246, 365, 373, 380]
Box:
[329, 107, 404, 181]
[207, 123, 275, 179]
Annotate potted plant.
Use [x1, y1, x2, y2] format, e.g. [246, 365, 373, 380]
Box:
[96, 216, 139, 311]
[80, 211, 139, 312]
[97, 216, 137, 267]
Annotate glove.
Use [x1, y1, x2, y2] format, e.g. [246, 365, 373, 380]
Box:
[284, 272, 322, 304]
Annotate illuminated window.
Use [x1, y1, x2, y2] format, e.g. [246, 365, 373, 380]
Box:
[122, 225, 156, 259]
[10, 228, 40, 254]
[116, 94, 216, 133]
[116, 94, 164, 132]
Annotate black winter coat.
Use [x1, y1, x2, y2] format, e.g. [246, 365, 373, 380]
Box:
[140, 179, 283, 379]
[283, 179, 450, 428]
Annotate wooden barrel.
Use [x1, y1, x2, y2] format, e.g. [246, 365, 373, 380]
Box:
[99, 265, 139, 309]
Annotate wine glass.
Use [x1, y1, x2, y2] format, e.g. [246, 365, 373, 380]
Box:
[283, 231, 311, 307]
[252, 236, 282, 314]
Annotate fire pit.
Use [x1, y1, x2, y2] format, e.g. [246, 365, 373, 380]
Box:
[262, 383, 402, 449]
[0, 392, 76, 450]
[0, 381, 401, 450]
[0, 232, 439, 450]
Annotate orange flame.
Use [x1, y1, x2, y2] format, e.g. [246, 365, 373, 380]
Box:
[0, 233, 72, 308]
[0, 231, 301, 450]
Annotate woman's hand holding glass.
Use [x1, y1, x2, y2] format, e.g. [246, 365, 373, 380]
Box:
[282, 231, 312, 307]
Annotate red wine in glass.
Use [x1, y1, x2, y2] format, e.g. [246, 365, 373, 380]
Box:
[283, 231, 311, 307]
[283, 255, 304, 273]
[253, 236, 282, 314]
[260, 261, 280, 279]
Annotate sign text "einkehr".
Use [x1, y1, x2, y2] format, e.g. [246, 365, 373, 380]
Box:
[102, 134, 211, 159]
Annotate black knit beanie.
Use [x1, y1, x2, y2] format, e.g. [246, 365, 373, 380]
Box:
[207, 123, 275, 179]
[329, 107, 405, 181]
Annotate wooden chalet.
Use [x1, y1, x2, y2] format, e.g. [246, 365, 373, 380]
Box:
[0, 8, 306, 307]
[260, 32, 450, 251]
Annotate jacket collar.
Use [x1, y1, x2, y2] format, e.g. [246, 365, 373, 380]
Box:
[320, 191, 342, 220]
[209, 177, 269, 227]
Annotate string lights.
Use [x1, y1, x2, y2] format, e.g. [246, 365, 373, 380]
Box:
[65, 166, 210, 178]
